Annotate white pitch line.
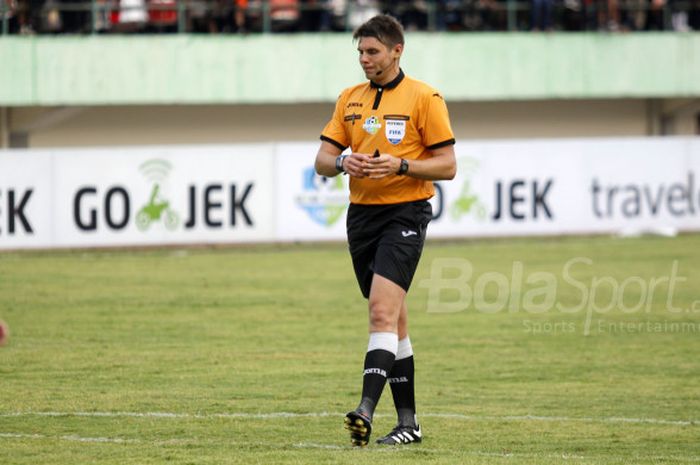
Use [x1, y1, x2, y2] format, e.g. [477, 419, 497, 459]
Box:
[0, 432, 136, 444]
[294, 442, 445, 453]
[293, 442, 345, 450]
[0, 410, 697, 426]
[0, 411, 335, 420]
[422, 413, 698, 427]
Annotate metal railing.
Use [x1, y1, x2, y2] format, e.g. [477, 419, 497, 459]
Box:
[1, 0, 697, 35]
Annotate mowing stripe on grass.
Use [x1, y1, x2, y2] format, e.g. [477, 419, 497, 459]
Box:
[1, 411, 696, 426]
[4, 434, 700, 462]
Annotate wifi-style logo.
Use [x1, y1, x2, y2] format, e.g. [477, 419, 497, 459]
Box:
[136, 159, 180, 231]
[139, 159, 172, 183]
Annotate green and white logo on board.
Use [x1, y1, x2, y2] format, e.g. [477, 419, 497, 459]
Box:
[450, 157, 487, 222]
[136, 159, 180, 231]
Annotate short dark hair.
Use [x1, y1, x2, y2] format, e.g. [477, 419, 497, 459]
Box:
[353, 14, 405, 48]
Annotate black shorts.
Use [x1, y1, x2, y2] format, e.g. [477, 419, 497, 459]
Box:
[346, 200, 433, 299]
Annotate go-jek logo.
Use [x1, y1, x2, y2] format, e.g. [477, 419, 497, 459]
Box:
[136, 159, 180, 231]
[296, 167, 348, 227]
[449, 157, 487, 221]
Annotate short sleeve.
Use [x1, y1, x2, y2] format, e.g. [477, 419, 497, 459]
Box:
[320, 91, 350, 151]
[419, 91, 455, 150]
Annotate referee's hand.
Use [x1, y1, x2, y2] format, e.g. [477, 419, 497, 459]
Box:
[363, 153, 401, 179]
[344, 153, 371, 178]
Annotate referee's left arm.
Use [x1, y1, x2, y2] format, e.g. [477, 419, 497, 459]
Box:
[405, 144, 457, 181]
[365, 144, 457, 181]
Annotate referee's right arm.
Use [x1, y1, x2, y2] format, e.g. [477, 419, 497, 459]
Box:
[314, 140, 344, 177]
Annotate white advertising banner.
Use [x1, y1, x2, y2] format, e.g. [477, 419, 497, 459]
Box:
[0, 137, 699, 250]
[0, 151, 54, 249]
[275, 142, 350, 241]
[0, 145, 275, 249]
[429, 137, 700, 238]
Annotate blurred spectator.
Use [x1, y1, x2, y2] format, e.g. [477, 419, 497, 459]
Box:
[691, 0, 700, 29]
[208, 0, 245, 33]
[270, 0, 300, 31]
[437, 0, 465, 30]
[244, 0, 300, 31]
[479, 0, 506, 30]
[346, 0, 380, 30]
[93, 0, 112, 31]
[531, 0, 553, 30]
[462, 0, 482, 30]
[619, 0, 646, 30]
[186, 0, 210, 32]
[389, 0, 429, 31]
[15, 0, 43, 33]
[670, 0, 692, 30]
[561, 0, 585, 30]
[59, 0, 91, 32]
[2, 0, 20, 33]
[148, 0, 178, 32]
[299, 0, 331, 31]
[41, 0, 62, 32]
[208, 0, 248, 33]
[111, 0, 147, 31]
[2, 0, 700, 33]
[646, 0, 665, 29]
[324, 0, 346, 29]
[584, 0, 620, 30]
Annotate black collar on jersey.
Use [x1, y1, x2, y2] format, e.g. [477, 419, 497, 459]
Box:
[369, 68, 405, 90]
[370, 69, 404, 110]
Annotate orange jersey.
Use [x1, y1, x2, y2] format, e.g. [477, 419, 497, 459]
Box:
[321, 70, 455, 205]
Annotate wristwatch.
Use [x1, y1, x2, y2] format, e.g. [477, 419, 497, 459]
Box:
[397, 158, 409, 176]
[335, 154, 348, 173]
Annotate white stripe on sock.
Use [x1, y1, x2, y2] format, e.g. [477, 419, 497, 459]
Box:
[367, 332, 398, 355]
[396, 336, 413, 360]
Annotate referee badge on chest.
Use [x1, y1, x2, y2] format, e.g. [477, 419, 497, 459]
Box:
[362, 115, 382, 135]
[385, 117, 406, 145]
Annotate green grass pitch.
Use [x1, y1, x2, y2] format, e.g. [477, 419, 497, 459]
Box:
[1, 235, 699, 464]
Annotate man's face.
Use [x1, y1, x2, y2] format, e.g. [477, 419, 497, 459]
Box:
[357, 37, 401, 81]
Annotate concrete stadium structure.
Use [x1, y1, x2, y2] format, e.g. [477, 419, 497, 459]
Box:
[1, 33, 699, 148]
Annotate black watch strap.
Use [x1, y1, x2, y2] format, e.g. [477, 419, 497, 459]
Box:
[397, 158, 409, 176]
[335, 155, 347, 173]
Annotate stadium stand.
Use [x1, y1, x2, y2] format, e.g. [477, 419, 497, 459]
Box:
[1, 0, 699, 34]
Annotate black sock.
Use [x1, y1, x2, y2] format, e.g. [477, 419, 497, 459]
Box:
[357, 349, 396, 420]
[388, 355, 416, 427]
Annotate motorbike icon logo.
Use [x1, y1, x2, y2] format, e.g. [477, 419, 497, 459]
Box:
[136, 183, 179, 231]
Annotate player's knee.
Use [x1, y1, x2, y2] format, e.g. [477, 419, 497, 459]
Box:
[368, 301, 397, 331]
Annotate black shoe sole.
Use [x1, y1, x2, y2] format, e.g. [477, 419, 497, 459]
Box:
[376, 436, 423, 445]
[344, 411, 372, 447]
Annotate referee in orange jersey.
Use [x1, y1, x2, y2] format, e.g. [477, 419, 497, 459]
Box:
[314, 14, 457, 447]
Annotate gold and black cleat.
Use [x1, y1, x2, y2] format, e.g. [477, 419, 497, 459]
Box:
[344, 410, 373, 447]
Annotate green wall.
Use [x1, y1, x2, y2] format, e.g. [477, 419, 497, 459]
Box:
[1, 33, 699, 106]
